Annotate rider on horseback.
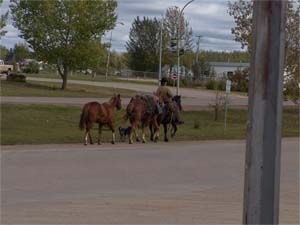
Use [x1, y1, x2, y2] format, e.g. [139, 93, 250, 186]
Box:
[156, 77, 184, 125]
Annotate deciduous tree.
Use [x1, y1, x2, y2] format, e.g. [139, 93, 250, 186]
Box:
[13, 43, 31, 62]
[0, 0, 8, 38]
[228, 0, 300, 101]
[10, 0, 117, 89]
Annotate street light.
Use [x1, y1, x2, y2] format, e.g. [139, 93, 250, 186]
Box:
[158, 14, 164, 86]
[176, 0, 195, 95]
[105, 21, 124, 80]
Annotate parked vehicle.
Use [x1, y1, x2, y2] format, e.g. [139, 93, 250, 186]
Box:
[0, 60, 13, 74]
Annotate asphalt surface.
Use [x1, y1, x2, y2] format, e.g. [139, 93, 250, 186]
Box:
[2, 76, 297, 108]
[1, 139, 299, 224]
[1, 76, 250, 109]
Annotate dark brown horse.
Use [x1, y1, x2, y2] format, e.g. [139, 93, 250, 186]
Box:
[79, 94, 122, 145]
[125, 95, 160, 144]
[150, 95, 183, 142]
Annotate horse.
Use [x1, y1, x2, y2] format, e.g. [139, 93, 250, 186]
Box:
[79, 94, 122, 145]
[150, 95, 183, 142]
[124, 95, 160, 144]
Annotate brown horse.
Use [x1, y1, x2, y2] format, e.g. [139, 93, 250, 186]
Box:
[125, 95, 160, 144]
[79, 94, 122, 145]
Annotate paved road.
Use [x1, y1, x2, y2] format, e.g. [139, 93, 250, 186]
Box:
[2, 77, 297, 107]
[2, 76, 250, 107]
[1, 139, 299, 224]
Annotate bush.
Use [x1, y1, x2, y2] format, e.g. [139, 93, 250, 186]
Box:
[205, 80, 218, 90]
[217, 80, 226, 91]
[228, 68, 249, 92]
[283, 78, 300, 103]
[22, 61, 39, 74]
[180, 79, 188, 87]
[6, 73, 26, 82]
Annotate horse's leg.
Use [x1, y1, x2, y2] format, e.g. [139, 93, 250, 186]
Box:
[149, 124, 154, 141]
[129, 122, 137, 144]
[84, 128, 89, 145]
[88, 125, 93, 144]
[171, 123, 177, 137]
[163, 123, 169, 142]
[84, 123, 93, 145]
[135, 125, 140, 142]
[150, 118, 159, 143]
[141, 125, 146, 143]
[98, 124, 103, 145]
[108, 123, 116, 144]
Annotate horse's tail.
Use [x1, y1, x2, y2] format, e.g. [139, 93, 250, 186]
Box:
[79, 105, 89, 130]
[124, 100, 135, 122]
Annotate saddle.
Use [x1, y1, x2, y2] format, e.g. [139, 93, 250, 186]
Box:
[133, 95, 159, 116]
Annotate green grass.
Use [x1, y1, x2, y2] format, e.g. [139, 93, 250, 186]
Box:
[0, 80, 137, 97]
[1, 104, 298, 145]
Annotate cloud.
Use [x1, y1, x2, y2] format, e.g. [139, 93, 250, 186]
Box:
[0, 0, 244, 53]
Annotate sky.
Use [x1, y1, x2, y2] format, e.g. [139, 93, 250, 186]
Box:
[0, 0, 244, 52]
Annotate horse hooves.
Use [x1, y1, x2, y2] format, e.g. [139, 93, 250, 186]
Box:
[111, 141, 115, 144]
[84, 143, 87, 146]
[136, 138, 140, 142]
[142, 140, 146, 144]
[164, 138, 169, 142]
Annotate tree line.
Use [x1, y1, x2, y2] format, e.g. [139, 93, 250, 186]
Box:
[0, 0, 298, 101]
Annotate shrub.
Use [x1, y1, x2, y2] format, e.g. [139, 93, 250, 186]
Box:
[6, 73, 26, 82]
[22, 61, 39, 74]
[205, 80, 218, 90]
[283, 77, 300, 103]
[217, 80, 226, 91]
[228, 68, 249, 92]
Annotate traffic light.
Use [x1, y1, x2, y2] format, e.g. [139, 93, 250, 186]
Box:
[179, 48, 184, 56]
[170, 38, 177, 53]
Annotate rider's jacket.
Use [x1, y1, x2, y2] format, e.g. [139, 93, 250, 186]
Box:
[156, 85, 173, 104]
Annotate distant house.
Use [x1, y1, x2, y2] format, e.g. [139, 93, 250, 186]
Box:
[162, 64, 194, 79]
[208, 61, 250, 80]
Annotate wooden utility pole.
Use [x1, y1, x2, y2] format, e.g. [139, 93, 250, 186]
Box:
[195, 35, 202, 63]
[243, 1, 286, 224]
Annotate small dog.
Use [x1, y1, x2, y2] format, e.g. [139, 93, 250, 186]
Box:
[119, 126, 131, 142]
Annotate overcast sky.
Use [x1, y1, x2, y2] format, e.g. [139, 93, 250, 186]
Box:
[0, 0, 244, 52]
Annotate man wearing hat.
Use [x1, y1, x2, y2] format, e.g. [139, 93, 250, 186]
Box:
[156, 77, 184, 125]
[156, 77, 173, 104]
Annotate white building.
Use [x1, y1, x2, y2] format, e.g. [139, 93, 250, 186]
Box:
[208, 61, 250, 80]
[162, 64, 194, 79]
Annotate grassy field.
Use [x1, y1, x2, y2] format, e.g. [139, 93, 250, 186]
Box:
[1, 104, 298, 145]
[0, 80, 137, 97]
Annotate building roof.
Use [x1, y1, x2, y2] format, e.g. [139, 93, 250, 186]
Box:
[208, 61, 250, 67]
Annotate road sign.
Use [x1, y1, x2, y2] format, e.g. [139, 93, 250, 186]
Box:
[226, 80, 232, 93]
[172, 73, 177, 80]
